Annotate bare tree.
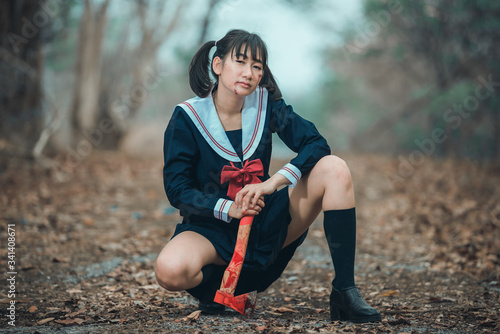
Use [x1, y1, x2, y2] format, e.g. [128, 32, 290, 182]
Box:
[0, 0, 46, 157]
[69, 0, 110, 146]
[197, 0, 221, 46]
[96, 0, 186, 149]
[68, 0, 187, 149]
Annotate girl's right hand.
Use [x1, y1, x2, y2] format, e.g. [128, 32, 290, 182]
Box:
[228, 196, 265, 219]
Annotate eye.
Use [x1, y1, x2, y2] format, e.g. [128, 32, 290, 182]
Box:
[236, 59, 245, 64]
[253, 65, 262, 70]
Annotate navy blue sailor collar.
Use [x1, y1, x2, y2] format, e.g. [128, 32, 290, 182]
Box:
[177, 86, 268, 162]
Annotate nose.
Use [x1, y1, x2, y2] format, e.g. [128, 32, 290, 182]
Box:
[242, 64, 252, 79]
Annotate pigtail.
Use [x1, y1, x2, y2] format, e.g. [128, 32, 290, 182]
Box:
[189, 41, 216, 98]
[261, 64, 282, 100]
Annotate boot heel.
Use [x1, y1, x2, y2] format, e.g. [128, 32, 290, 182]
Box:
[330, 307, 348, 321]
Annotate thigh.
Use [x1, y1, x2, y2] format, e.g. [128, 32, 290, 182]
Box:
[282, 169, 324, 247]
[157, 231, 227, 271]
[283, 155, 352, 247]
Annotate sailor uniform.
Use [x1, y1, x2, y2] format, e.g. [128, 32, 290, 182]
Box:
[163, 87, 330, 290]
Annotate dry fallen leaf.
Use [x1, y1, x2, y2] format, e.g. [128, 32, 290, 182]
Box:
[0, 299, 29, 304]
[480, 319, 496, 327]
[83, 217, 94, 226]
[273, 306, 298, 313]
[28, 305, 38, 313]
[67, 308, 86, 317]
[183, 310, 202, 321]
[54, 318, 85, 325]
[37, 317, 55, 325]
[379, 290, 399, 297]
[66, 289, 83, 294]
[265, 311, 282, 316]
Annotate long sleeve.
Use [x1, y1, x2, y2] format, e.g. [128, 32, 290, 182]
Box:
[163, 109, 233, 222]
[270, 98, 331, 186]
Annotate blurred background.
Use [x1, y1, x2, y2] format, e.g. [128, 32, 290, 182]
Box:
[1, 0, 500, 164]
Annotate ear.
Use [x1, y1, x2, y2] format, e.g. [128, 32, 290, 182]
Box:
[212, 56, 223, 76]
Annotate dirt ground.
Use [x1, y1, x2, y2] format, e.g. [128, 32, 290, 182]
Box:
[0, 152, 498, 333]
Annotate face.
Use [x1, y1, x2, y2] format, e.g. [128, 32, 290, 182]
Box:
[213, 46, 264, 97]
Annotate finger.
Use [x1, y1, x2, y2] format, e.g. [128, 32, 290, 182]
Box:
[247, 192, 256, 208]
[245, 188, 255, 203]
[245, 196, 252, 210]
[235, 192, 241, 207]
[251, 190, 262, 207]
[245, 209, 260, 216]
[250, 194, 260, 209]
[241, 195, 248, 210]
[235, 189, 247, 207]
[243, 191, 255, 210]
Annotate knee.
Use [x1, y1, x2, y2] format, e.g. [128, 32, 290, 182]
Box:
[316, 155, 353, 187]
[155, 258, 190, 291]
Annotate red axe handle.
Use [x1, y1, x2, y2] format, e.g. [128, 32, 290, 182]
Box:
[218, 215, 254, 294]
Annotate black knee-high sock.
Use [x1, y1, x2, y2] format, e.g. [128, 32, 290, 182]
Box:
[323, 208, 356, 290]
[186, 264, 225, 302]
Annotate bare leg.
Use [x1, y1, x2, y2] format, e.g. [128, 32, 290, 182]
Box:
[284, 155, 354, 247]
[155, 231, 226, 291]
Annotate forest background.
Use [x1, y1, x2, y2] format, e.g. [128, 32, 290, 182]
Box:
[2, 0, 499, 167]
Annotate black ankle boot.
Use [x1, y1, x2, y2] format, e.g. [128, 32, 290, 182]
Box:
[186, 265, 226, 315]
[198, 300, 225, 315]
[330, 286, 381, 323]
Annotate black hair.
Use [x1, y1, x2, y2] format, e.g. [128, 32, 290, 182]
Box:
[189, 29, 282, 100]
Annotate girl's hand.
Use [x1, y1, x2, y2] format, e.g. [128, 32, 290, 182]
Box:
[235, 173, 290, 211]
[228, 196, 265, 219]
[229, 173, 290, 219]
[234, 180, 275, 212]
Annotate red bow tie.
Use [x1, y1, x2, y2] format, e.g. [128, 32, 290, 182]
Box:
[221, 159, 264, 200]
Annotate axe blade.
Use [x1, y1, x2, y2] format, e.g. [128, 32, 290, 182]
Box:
[214, 290, 258, 317]
[244, 290, 257, 317]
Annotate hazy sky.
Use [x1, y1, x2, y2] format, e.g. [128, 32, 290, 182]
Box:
[166, 0, 364, 97]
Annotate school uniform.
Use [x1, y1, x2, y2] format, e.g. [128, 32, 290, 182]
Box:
[163, 86, 330, 293]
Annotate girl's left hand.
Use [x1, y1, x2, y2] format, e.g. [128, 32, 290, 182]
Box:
[235, 180, 276, 211]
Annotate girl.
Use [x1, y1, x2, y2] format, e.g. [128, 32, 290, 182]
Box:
[155, 29, 381, 323]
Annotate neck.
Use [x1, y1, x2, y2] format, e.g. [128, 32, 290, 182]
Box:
[213, 87, 245, 116]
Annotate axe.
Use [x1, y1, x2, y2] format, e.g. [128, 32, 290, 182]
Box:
[216, 159, 264, 316]
[213, 215, 257, 316]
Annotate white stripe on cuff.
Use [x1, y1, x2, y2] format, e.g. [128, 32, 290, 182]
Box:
[277, 163, 302, 188]
[214, 198, 233, 223]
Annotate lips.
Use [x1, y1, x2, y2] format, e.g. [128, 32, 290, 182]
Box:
[236, 81, 251, 88]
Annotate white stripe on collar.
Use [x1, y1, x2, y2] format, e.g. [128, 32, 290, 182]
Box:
[177, 87, 268, 162]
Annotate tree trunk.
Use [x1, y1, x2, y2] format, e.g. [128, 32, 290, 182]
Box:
[70, 0, 109, 147]
[96, 0, 185, 149]
[492, 104, 500, 162]
[198, 0, 220, 46]
[0, 0, 45, 157]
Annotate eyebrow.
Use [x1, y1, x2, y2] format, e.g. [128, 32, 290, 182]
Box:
[234, 52, 263, 63]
